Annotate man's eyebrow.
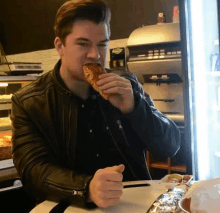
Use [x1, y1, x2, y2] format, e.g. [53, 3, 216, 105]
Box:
[75, 37, 90, 42]
[99, 39, 110, 43]
[75, 37, 109, 43]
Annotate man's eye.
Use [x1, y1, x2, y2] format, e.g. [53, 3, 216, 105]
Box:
[98, 44, 108, 47]
[78, 43, 89, 47]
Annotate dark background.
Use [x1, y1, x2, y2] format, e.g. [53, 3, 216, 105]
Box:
[0, 0, 178, 55]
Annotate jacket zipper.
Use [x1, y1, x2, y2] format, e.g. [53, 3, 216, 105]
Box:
[46, 182, 84, 197]
[116, 118, 130, 147]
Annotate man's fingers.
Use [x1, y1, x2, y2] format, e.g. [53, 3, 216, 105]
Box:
[103, 87, 131, 95]
[99, 190, 123, 200]
[101, 164, 125, 182]
[98, 81, 128, 90]
[98, 73, 117, 79]
[108, 164, 125, 173]
[95, 165, 124, 182]
[107, 181, 124, 190]
[99, 181, 123, 191]
[104, 172, 123, 182]
[89, 165, 125, 208]
[101, 164, 124, 181]
[99, 198, 121, 208]
[97, 74, 129, 87]
[106, 190, 123, 199]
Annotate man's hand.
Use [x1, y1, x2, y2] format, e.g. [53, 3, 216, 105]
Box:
[97, 73, 135, 114]
[88, 164, 125, 208]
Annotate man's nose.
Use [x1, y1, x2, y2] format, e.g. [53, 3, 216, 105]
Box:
[87, 46, 100, 60]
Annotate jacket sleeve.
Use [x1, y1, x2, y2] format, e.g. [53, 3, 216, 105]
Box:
[117, 73, 181, 158]
[10, 94, 96, 208]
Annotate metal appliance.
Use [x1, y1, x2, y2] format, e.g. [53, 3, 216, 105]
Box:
[126, 23, 188, 173]
[126, 22, 184, 122]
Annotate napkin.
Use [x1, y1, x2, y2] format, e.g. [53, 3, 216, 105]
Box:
[185, 177, 220, 213]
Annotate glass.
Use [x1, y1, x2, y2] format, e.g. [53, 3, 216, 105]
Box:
[184, 0, 220, 179]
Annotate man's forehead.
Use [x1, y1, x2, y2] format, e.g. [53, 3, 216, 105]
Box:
[71, 20, 109, 32]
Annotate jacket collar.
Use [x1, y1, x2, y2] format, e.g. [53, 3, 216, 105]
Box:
[52, 59, 73, 95]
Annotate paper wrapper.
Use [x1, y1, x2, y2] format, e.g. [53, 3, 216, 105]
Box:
[147, 185, 189, 213]
[184, 177, 220, 213]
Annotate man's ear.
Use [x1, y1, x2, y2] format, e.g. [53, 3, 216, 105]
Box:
[54, 37, 64, 57]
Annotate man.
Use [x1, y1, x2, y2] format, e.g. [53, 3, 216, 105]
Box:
[11, 0, 180, 209]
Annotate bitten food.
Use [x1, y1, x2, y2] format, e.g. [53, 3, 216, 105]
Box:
[83, 63, 110, 100]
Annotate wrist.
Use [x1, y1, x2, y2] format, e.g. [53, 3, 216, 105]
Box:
[121, 107, 134, 114]
[85, 176, 94, 203]
[87, 178, 94, 203]
[121, 94, 135, 114]
[121, 102, 135, 114]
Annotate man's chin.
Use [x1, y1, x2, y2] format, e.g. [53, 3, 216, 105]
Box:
[71, 75, 88, 83]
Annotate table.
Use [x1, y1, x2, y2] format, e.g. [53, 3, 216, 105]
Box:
[30, 180, 185, 213]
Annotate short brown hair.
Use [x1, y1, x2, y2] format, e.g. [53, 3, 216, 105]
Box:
[54, 0, 111, 45]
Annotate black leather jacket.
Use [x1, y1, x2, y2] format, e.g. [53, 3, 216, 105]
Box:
[11, 60, 180, 207]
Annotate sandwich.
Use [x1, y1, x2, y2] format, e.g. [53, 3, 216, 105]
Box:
[83, 63, 110, 100]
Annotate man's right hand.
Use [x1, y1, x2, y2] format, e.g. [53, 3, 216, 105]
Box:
[88, 164, 125, 208]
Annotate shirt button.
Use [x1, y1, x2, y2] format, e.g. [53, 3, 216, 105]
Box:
[106, 126, 109, 130]
[90, 129, 93, 133]
[97, 154, 99, 157]
[92, 95, 97, 99]
[82, 104, 84, 108]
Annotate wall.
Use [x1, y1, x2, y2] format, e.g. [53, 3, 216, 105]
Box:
[0, 0, 178, 55]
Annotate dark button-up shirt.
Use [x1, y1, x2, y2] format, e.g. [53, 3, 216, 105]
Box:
[75, 89, 135, 181]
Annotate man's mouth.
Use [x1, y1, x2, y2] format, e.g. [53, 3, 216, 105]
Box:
[84, 62, 101, 66]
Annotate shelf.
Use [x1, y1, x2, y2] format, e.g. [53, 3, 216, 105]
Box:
[0, 75, 41, 83]
[0, 103, 11, 110]
[0, 126, 12, 131]
[0, 159, 14, 170]
[0, 99, 11, 103]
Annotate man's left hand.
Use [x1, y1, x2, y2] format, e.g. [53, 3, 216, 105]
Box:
[97, 73, 135, 114]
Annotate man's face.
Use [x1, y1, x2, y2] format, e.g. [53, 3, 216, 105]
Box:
[56, 19, 110, 81]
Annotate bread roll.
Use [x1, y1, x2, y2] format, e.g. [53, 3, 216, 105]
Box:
[83, 63, 110, 100]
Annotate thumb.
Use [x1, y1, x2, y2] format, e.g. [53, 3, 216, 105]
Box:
[108, 164, 125, 173]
